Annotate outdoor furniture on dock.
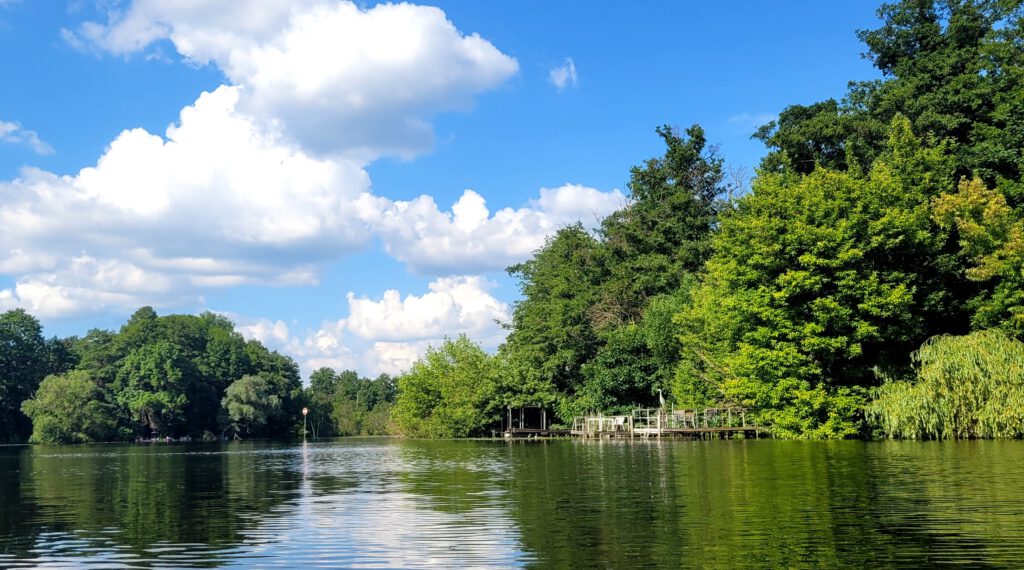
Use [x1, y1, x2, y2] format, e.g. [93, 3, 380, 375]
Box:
[571, 407, 760, 439]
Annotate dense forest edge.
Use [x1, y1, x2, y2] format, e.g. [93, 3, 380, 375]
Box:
[4, 0, 1024, 443]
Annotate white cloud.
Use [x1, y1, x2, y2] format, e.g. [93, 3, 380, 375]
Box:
[70, 0, 519, 159]
[234, 276, 511, 379]
[0, 86, 372, 317]
[363, 184, 625, 275]
[346, 276, 509, 342]
[362, 341, 431, 378]
[0, 256, 195, 319]
[0, 1, 528, 320]
[2, 2, 621, 323]
[548, 57, 578, 92]
[0, 120, 54, 155]
[0, 84, 621, 318]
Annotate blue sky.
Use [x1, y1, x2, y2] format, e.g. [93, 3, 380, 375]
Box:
[0, 1, 881, 379]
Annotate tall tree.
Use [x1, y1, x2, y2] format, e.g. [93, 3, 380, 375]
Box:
[756, 0, 1024, 186]
[594, 124, 725, 328]
[114, 341, 196, 437]
[676, 118, 964, 437]
[503, 224, 606, 419]
[222, 374, 285, 438]
[0, 309, 48, 442]
[305, 367, 339, 437]
[21, 371, 117, 444]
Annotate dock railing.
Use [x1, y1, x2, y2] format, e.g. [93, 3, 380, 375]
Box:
[571, 413, 633, 436]
[573, 406, 756, 438]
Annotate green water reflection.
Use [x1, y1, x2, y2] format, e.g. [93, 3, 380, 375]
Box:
[2, 439, 1023, 568]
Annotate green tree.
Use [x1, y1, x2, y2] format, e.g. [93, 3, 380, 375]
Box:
[0, 309, 49, 442]
[868, 329, 1024, 438]
[114, 341, 196, 437]
[392, 335, 499, 438]
[361, 402, 393, 435]
[573, 324, 661, 416]
[933, 176, 1024, 332]
[594, 124, 726, 328]
[242, 342, 303, 435]
[756, 0, 1024, 185]
[222, 374, 284, 437]
[305, 367, 339, 437]
[676, 118, 962, 437]
[504, 224, 606, 419]
[21, 371, 117, 444]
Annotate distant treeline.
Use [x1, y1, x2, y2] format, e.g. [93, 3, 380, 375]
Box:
[0, 307, 395, 444]
[392, 0, 1024, 440]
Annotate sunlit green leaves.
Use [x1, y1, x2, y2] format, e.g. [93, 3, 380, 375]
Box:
[393, 335, 500, 438]
[868, 329, 1024, 439]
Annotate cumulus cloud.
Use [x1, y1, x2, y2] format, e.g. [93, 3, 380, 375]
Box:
[69, 0, 519, 159]
[346, 276, 510, 342]
[0, 86, 370, 316]
[0, 120, 54, 155]
[0, 257, 195, 319]
[549, 57, 578, 92]
[1, 2, 621, 323]
[236, 316, 357, 372]
[363, 184, 626, 275]
[234, 276, 510, 378]
[0, 1, 528, 319]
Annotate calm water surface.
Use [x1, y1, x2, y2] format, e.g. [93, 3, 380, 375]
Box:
[2, 438, 1024, 568]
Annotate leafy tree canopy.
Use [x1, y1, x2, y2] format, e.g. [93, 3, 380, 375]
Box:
[22, 371, 117, 444]
[393, 335, 500, 438]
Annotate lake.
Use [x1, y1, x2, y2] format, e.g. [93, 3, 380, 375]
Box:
[2, 438, 1024, 568]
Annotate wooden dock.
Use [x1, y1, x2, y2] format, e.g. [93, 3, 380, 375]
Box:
[505, 428, 571, 438]
[569, 407, 761, 439]
[501, 405, 762, 439]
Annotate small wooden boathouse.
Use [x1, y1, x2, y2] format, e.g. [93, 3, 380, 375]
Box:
[502, 405, 570, 437]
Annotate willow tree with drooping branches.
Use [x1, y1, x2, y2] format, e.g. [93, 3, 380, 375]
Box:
[868, 329, 1024, 439]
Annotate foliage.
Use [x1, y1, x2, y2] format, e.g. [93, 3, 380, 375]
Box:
[223, 374, 285, 437]
[675, 118, 959, 438]
[392, 336, 499, 438]
[593, 125, 726, 327]
[1, 306, 303, 443]
[310, 368, 397, 436]
[21, 371, 118, 444]
[933, 176, 1024, 332]
[305, 367, 339, 437]
[114, 340, 196, 437]
[571, 324, 661, 417]
[503, 224, 606, 410]
[860, 0, 1024, 182]
[502, 124, 727, 422]
[0, 310, 55, 442]
[867, 329, 1024, 438]
[756, 0, 1024, 185]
